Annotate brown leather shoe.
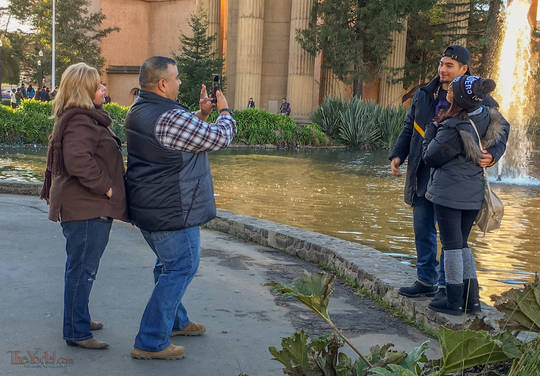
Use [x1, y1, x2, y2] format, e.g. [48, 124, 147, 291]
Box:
[66, 337, 108, 349]
[90, 321, 103, 330]
[131, 344, 185, 360]
[171, 321, 206, 337]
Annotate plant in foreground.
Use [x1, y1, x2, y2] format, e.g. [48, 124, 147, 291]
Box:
[267, 270, 528, 376]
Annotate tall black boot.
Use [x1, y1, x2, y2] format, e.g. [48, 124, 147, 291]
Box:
[463, 279, 481, 314]
[428, 283, 464, 316]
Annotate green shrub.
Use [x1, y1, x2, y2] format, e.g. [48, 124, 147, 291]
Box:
[0, 105, 19, 143]
[0, 101, 54, 144]
[18, 99, 52, 116]
[0, 102, 324, 147]
[104, 103, 129, 143]
[310, 96, 407, 150]
[309, 96, 344, 139]
[298, 124, 331, 146]
[339, 98, 381, 149]
[233, 108, 297, 146]
[378, 105, 407, 149]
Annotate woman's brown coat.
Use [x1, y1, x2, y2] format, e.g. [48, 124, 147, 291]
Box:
[44, 107, 127, 222]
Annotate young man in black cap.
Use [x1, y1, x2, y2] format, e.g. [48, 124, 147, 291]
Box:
[389, 45, 509, 299]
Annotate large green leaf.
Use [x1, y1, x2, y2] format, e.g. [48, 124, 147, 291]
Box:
[269, 331, 348, 376]
[437, 327, 522, 374]
[308, 334, 343, 376]
[266, 271, 336, 320]
[269, 330, 311, 370]
[368, 364, 418, 376]
[398, 341, 429, 374]
[491, 275, 540, 333]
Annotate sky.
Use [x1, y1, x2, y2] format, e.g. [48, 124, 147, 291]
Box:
[0, 0, 32, 33]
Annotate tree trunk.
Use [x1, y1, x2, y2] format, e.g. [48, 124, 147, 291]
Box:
[353, 78, 363, 98]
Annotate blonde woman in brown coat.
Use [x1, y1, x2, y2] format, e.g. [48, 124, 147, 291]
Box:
[40, 63, 127, 350]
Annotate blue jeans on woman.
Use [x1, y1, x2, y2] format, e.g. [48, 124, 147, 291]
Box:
[135, 226, 200, 352]
[61, 218, 112, 341]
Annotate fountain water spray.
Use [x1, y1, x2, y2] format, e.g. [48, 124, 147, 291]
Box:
[493, 0, 536, 183]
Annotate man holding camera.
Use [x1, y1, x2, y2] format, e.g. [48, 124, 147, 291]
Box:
[125, 56, 236, 360]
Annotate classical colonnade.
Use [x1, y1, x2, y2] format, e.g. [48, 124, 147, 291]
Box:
[195, 0, 470, 115]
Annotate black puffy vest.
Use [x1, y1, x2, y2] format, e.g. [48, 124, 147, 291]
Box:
[125, 91, 216, 232]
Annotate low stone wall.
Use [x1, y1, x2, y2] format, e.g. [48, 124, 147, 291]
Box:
[206, 209, 501, 332]
[0, 180, 501, 332]
[0, 181, 41, 196]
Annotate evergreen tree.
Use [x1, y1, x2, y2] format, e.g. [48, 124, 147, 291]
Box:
[7, 0, 118, 83]
[296, 0, 435, 97]
[0, 36, 21, 84]
[403, 0, 505, 100]
[174, 13, 224, 107]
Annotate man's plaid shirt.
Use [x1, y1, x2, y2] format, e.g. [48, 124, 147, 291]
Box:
[155, 109, 237, 152]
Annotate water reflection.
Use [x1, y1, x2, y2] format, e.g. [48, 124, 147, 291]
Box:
[1, 146, 539, 302]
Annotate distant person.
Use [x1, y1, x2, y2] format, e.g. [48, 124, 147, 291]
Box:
[102, 83, 111, 104]
[51, 86, 58, 99]
[389, 45, 509, 301]
[41, 87, 50, 101]
[125, 56, 236, 360]
[129, 88, 140, 104]
[280, 97, 291, 116]
[39, 86, 51, 102]
[15, 88, 23, 106]
[10, 89, 17, 108]
[27, 84, 36, 99]
[20, 83, 28, 99]
[35, 86, 42, 101]
[40, 62, 127, 349]
[422, 76, 508, 315]
[247, 97, 255, 108]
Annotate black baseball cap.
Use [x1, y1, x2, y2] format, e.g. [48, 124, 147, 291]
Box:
[442, 45, 471, 74]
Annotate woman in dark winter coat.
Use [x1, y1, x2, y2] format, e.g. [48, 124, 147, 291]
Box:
[40, 63, 127, 349]
[422, 75, 508, 315]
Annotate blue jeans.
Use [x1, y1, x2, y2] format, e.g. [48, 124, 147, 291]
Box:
[61, 218, 112, 341]
[413, 196, 445, 286]
[135, 226, 201, 352]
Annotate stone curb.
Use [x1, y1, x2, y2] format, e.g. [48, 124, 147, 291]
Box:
[206, 209, 502, 332]
[0, 181, 42, 196]
[0, 181, 501, 332]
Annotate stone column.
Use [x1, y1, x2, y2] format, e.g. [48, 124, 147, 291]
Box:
[286, 0, 315, 119]
[321, 67, 345, 100]
[234, 0, 265, 109]
[445, 0, 469, 46]
[379, 19, 407, 107]
[196, 0, 221, 50]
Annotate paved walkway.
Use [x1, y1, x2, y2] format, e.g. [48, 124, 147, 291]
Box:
[0, 194, 438, 375]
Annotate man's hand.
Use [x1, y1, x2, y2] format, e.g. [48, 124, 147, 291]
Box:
[197, 84, 215, 120]
[216, 90, 230, 114]
[390, 157, 402, 177]
[106, 188, 112, 198]
[478, 150, 494, 168]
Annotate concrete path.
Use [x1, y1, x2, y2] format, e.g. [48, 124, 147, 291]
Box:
[0, 194, 438, 375]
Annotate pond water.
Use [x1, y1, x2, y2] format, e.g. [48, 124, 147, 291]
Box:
[1, 145, 539, 302]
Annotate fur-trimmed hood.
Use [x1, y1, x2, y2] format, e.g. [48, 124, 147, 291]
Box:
[458, 107, 508, 162]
